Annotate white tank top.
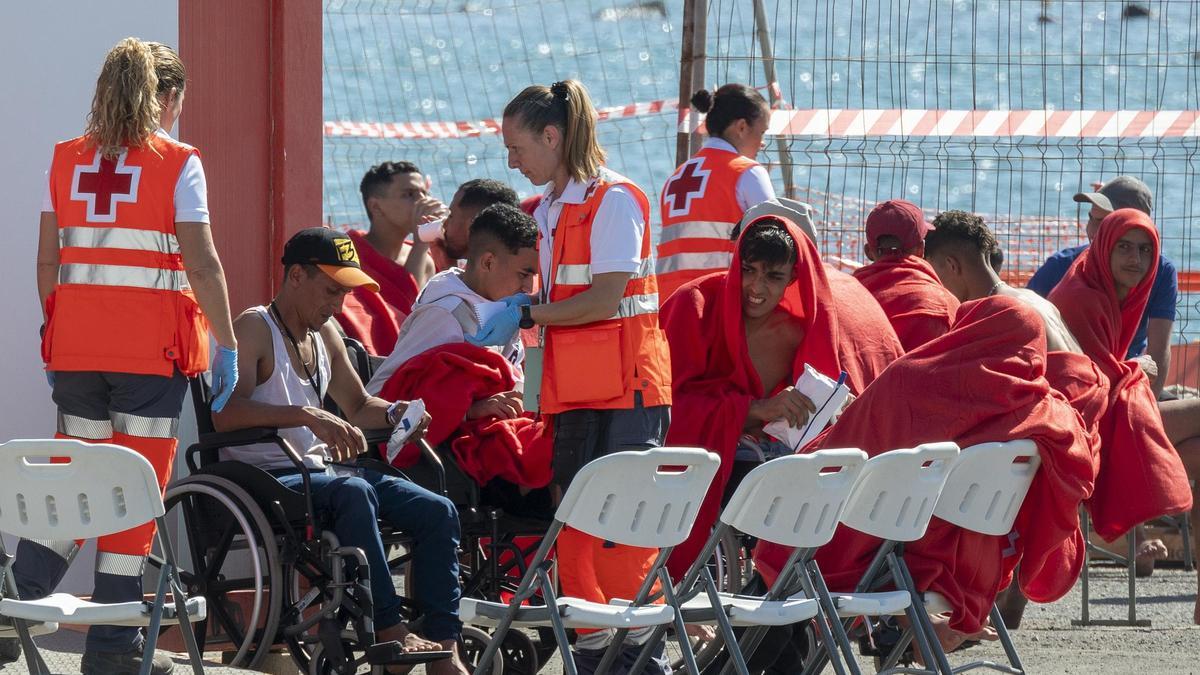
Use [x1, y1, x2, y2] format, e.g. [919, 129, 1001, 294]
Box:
[219, 306, 331, 471]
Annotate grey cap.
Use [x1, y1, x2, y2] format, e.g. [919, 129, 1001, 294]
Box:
[734, 198, 819, 242]
[1073, 175, 1153, 215]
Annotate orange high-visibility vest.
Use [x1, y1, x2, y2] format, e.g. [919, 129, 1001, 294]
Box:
[656, 146, 759, 299]
[541, 172, 672, 414]
[43, 134, 210, 377]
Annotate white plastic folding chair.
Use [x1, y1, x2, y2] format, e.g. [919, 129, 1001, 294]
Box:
[798, 441, 961, 675]
[0, 439, 205, 675]
[629, 449, 868, 675]
[461, 447, 720, 675]
[926, 439, 1039, 674]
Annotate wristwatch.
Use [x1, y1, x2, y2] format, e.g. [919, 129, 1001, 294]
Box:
[518, 304, 535, 330]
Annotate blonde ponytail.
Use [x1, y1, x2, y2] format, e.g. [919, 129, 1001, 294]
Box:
[503, 79, 606, 183]
[85, 38, 186, 158]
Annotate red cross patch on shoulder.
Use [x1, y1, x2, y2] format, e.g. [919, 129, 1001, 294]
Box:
[71, 151, 142, 223]
[662, 156, 710, 218]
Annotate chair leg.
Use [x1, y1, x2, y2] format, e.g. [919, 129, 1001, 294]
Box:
[536, 565, 578, 675]
[697, 566, 745, 675]
[988, 604, 1024, 673]
[1182, 512, 1195, 571]
[887, 552, 948, 675]
[797, 561, 848, 675]
[169, 565, 205, 674]
[807, 560, 859, 675]
[1126, 529, 1138, 624]
[13, 617, 50, 675]
[659, 567, 704, 675]
[142, 559, 172, 675]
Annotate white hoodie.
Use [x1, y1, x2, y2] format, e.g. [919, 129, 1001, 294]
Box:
[366, 268, 524, 395]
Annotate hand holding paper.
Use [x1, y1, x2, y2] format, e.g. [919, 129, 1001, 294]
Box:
[762, 364, 851, 452]
[386, 398, 427, 463]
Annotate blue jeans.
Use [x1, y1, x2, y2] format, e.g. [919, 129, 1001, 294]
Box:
[275, 467, 462, 641]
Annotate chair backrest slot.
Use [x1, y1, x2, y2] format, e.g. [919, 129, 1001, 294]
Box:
[933, 440, 1040, 536]
[556, 447, 720, 549]
[721, 449, 868, 548]
[840, 442, 961, 542]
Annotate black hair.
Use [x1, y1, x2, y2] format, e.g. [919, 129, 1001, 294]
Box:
[691, 83, 769, 138]
[739, 219, 797, 268]
[989, 247, 1004, 273]
[468, 203, 538, 256]
[925, 210, 1000, 261]
[457, 178, 519, 211]
[359, 160, 422, 216]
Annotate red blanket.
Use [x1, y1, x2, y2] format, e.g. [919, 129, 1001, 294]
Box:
[378, 342, 552, 488]
[852, 255, 960, 351]
[1048, 209, 1193, 540]
[756, 296, 1095, 633]
[662, 216, 852, 579]
[335, 229, 421, 356]
[825, 264, 904, 390]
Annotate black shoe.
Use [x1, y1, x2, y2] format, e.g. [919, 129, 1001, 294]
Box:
[81, 646, 176, 675]
[0, 637, 19, 664]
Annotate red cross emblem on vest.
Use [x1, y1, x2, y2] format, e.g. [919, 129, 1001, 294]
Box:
[71, 151, 142, 223]
[662, 156, 710, 218]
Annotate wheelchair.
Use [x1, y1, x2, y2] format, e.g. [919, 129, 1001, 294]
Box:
[148, 373, 456, 674]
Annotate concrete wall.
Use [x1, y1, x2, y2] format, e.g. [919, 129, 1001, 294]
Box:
[0, 0, 180, 593]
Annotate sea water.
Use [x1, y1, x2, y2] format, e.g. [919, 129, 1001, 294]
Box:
[323, 0, 1200, 339]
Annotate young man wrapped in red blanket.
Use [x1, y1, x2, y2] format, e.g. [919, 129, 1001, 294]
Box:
[661, 216, 903, 579]
[370, 204, 553, 491]
[853, 199, 961, 351]
[1048, 208, 1198, 621]
[756, 296, 1096, 642]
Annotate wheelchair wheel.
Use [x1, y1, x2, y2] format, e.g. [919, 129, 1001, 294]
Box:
[498, 628, 539, 675]
[158, 474, 285, 670]
[460, 625, 505, 675]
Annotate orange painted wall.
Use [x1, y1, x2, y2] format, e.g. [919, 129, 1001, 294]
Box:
[178, 0, 322, 312]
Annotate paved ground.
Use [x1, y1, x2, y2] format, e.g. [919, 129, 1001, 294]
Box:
[3, 561, 1197, 673]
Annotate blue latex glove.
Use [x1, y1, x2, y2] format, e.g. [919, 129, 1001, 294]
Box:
[210, 346, 239, 413]
[502, 293, 534, 308]
[46, 370, 55, 389]
[467, 306, 521, 347]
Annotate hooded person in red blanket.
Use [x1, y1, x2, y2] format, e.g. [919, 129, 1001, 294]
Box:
[853, 199, 961, 351]
[756, 295, 1096, 653]
[661, 215, 902, 580]
[1047, 208, 1200, 622]
[370, 203, 553, 492]
[923, 209, 1111, 627]
[337, 161, 447, 355]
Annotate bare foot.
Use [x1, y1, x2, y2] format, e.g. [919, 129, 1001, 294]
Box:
[425, 639, 470, 675]
[1135, 538, 1169, 577]
[377, 621, 444, 651]
[911, 614, 998, 666]
[684, 623, 717, 641]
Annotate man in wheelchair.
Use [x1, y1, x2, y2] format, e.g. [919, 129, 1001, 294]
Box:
[213, 227, 469, 674]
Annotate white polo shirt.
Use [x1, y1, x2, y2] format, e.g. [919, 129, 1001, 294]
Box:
[701, 137, 776, 211]
[533, 167, 645, 297]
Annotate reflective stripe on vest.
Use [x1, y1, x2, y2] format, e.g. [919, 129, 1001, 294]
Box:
[60, 226, 180, 255]
[659, 220, 733, 244]
[60, 263, 188, 291]
[554, 257, 655, 287]
[612, 293, 659, 320]
[656, 251, 732, 276]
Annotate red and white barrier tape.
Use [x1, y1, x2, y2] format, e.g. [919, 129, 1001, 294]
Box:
[326, 104, 1199, 140]
[756, 108, 1200, 138]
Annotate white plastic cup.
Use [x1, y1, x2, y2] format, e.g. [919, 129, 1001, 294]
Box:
[417, 217, 446, 243]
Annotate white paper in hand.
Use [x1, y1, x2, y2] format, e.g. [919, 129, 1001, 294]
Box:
[762, 364, 851, 452]
[386, 398, 426, 464]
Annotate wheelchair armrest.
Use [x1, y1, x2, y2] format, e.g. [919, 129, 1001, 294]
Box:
[184, 427, 319, 540]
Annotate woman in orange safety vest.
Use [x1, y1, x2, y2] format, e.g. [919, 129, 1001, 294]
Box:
[657, 83, 777, 299]
[10, 38, 238, 674]
[469, 79, 673, 673]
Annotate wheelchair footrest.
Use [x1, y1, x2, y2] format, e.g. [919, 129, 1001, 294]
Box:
[365, 641, 453, 666]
